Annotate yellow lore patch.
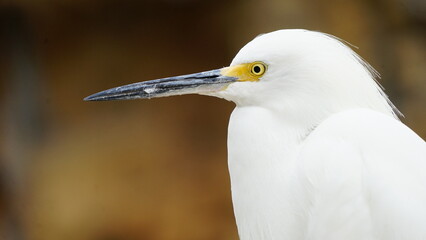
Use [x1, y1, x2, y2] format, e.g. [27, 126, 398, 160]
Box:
[221, 62, 267, 82]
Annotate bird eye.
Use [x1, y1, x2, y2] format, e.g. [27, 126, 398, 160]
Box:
[250, 62, 266, 76]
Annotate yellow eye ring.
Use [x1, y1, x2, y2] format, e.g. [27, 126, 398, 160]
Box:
[250, 62, 266, 76]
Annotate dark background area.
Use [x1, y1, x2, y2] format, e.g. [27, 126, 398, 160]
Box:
[0, 0, 425, 239]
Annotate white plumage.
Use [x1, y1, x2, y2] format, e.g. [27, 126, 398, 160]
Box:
[220, 30, 426, 240]
[86, 29, 426, 240]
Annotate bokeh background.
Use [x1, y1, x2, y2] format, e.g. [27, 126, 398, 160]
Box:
[0, 0, 425, 239]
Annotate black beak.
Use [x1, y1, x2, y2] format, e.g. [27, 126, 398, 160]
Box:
[84, 69, 237, 101]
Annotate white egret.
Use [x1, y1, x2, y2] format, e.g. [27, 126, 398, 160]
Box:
[85, 29, 426, 240]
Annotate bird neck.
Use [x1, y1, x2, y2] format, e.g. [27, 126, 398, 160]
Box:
[227, 106, 309, 239]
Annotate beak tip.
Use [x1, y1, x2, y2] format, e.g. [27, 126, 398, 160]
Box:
[84, 93, 105, 101]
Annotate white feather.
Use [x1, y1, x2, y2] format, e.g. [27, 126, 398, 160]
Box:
[216, 30, 426, 240]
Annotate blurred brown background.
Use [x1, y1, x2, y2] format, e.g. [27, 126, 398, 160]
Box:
[0, 0, 425, 239]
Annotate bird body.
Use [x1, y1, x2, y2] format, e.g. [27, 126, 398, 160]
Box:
[229, 107, 426, 240]
[86, 29, 426, 240]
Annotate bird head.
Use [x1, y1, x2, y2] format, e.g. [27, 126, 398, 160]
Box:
[85, 29, 398, 124]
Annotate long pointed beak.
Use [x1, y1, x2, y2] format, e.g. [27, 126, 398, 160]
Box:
[84, 68, 237, 101]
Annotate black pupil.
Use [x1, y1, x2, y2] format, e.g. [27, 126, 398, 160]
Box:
[253, 65, 261, 73]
